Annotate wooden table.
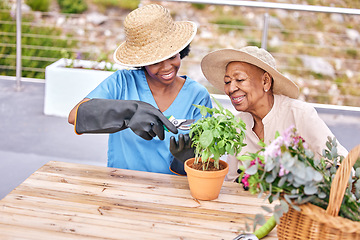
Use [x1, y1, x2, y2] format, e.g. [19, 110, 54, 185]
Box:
[0, 161, 277, 239]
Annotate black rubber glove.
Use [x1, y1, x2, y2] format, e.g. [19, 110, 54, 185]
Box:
[169, 134, 195, 175]
[75, 99, 178, 140]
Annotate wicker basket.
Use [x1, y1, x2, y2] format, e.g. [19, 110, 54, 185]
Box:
[277, 144, 360, 240]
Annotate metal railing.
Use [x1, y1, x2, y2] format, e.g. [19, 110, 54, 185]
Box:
[15, 0, 21, 90]
[158, 0, 360, 14]
[157, 0, 360, 50]
[3, 0, 360, 107]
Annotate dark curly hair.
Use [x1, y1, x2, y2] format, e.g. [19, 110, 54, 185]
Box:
[179, 44, 191, 59]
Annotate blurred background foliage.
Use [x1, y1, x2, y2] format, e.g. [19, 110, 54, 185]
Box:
[0, 0, 78, 78]
[0, 0, 359, 106]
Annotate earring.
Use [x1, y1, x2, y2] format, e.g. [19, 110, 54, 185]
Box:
[265, 89, 268, 92]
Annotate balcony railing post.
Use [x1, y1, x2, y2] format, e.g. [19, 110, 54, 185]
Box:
[261, 12, 269, 50]
[16, 0, 22, 91]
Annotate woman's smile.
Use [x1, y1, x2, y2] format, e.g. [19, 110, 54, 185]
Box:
[145, 53, 181, 84]
[231, 94, 246, 105]
[160, 70, 175, 80]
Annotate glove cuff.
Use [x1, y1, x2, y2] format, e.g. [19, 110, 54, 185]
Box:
[169, 158, 187, 176]
[75, 99, 129, 134]
[74, 99, 91, 135]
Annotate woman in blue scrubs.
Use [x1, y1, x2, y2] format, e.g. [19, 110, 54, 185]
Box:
[68, 4, 212, 175]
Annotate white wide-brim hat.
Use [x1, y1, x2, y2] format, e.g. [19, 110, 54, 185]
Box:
[201, 46, 300, 99]
[113, 4, 197, 67]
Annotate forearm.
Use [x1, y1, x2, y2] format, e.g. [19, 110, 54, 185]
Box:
[68, 98, 90, 125]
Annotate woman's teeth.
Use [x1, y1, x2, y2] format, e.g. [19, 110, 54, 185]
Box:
[232, 95, 245, 103]
[162, 72, 173, 79]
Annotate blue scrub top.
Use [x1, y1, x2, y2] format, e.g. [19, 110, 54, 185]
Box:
[86, 69, 212, 174]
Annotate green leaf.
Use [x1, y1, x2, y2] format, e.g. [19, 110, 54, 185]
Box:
[298, 195, 316, 204]
[313, 171, 323, 182]
[213, 151, 220, 161]
[266, 174, 276, 183]
[258, 141, 267, 148]
[318, 192, 326, 199]
[225, 143, 233, 155]
[199, 130, 213, 148]
[217, 140, 225, 149]
[273, 212, 281, 224]
[213, 128, 220, 138]
[356, 168, 360, 178]
[326, 141, 332, 151]
[261, 206, 273, 213]
[254, 214, 267, 225]
[237, 155, 254, 161]
[275, 131, 280, 139]
[304, 184, 318, 195]
[331, 146, 338, 158]
[245, 165, 258, 175]
[283, 194, 292, 205]
[291, 205, 301, 211]
[280, 200, 289, 213]
[322, 149, 326, 158]
[201, 151, 209, 162]
[278, 175, 287, 187]
[211, 95, 224, 112]
[245, 222, 251, 232]
[200, 106, 208, 116]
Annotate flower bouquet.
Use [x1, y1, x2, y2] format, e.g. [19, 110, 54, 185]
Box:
[237, 125, 360, 239]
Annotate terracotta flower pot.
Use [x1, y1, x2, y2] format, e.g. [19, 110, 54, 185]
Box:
[184, 158, 229, 200]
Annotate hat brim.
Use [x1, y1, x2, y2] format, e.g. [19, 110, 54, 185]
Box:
[201, 49, 299, 99]
[113, 21, 197, 67]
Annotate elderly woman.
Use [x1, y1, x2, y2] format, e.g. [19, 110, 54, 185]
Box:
[201, 46, 348, 182]
[68, 4, 212, 175]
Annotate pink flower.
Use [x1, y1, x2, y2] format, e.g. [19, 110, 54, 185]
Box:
[242, 174, 250, 187]
[264, 136, 282, 159]
[278, 164, 289, 177]
[282, 125, 294, 147]
[250, 157, 264, 167]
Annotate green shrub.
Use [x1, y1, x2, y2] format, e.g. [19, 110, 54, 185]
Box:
[247, 40, 261, 48]
[0, 6, 78, 79]
[25, 0, 51, 12]
[191, 3, 206, 10]
[57, 0, 88, 14]
[212, 17, 247, 33]
[309, 71, 324, 80]
[117, 0, 139, 10]
[334, 76, 344, 86]
[92, 0, 139, 10]
[346, 48, 358, 59]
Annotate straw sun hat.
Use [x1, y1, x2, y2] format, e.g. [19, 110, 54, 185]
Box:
[113, 4, 197, 67]
[201, 46, 300, 99]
